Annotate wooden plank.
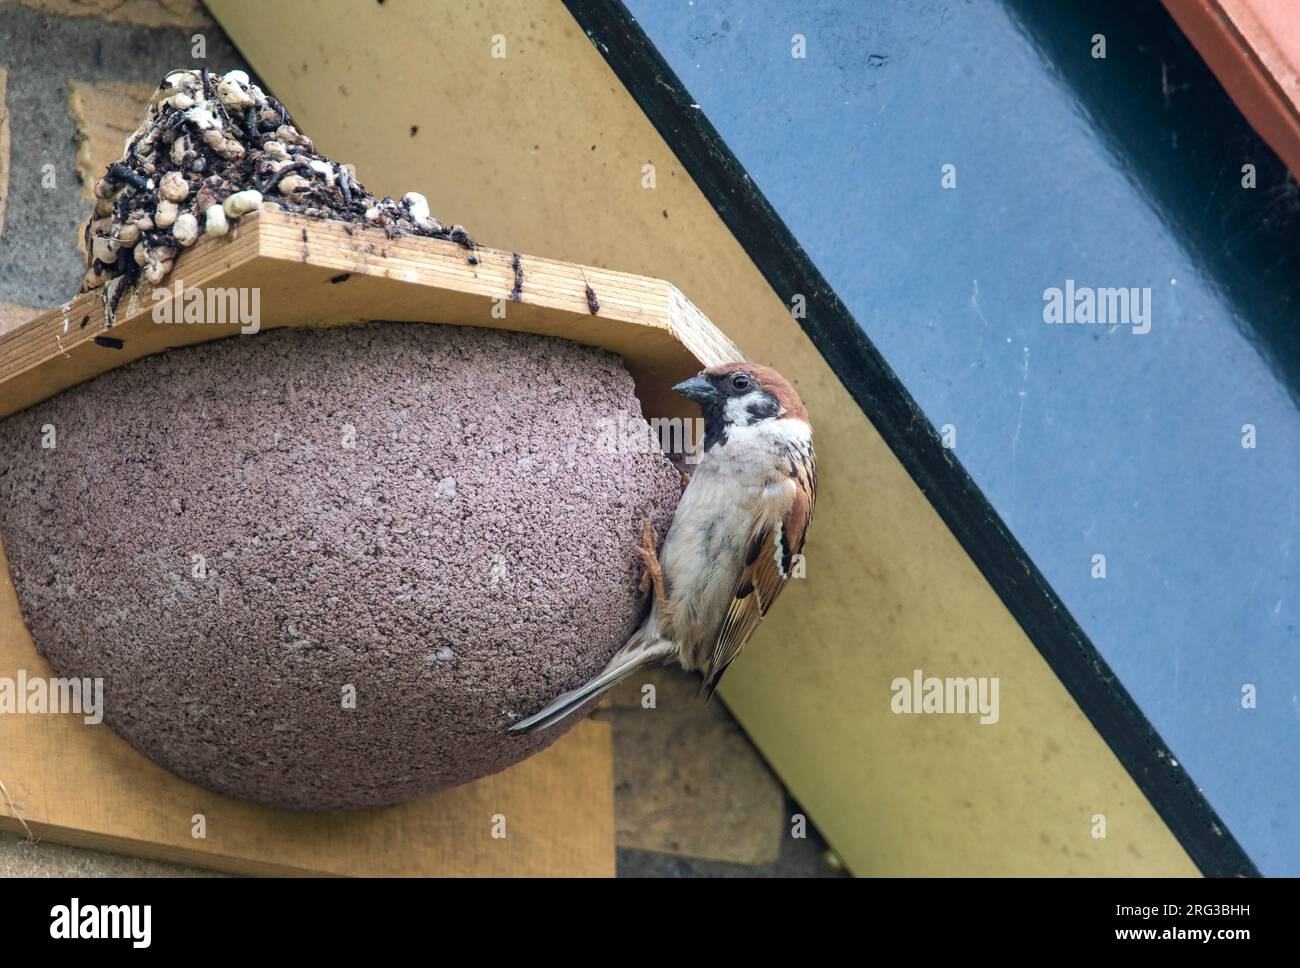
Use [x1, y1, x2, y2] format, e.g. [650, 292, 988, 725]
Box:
[0, 515, 614, 877]
[0, 207, 741, 423]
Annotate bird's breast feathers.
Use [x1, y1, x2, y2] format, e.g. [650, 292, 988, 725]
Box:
[658, 417, 814, 664]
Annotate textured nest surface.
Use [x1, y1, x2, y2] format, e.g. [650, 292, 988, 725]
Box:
[82, 68, 473, 322]
[0, 323, 680, 809]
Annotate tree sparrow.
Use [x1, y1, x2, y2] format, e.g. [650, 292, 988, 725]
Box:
[510, 363, 816, 733]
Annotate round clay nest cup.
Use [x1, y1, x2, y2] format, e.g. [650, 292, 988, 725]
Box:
[0, 322, 681, 810]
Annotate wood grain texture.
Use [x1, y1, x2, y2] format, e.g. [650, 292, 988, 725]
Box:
[0, 207, 740, 422]
[0, 301, 40, 339]
[0, 526, 615, 876]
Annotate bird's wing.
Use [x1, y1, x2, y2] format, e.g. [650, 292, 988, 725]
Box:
[701, 447, 816, 695]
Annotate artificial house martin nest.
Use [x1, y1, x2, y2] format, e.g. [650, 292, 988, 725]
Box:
[81, 68, 474, 321]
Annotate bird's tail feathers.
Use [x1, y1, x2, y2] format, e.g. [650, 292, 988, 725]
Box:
[508, 632, 674, 734]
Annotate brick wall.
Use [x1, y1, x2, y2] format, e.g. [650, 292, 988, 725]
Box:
[0, 0, 249, 333]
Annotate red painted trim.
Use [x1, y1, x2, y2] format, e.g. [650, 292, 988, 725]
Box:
[1164, 0, 1300, 176]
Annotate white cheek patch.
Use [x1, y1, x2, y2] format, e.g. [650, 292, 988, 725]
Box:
[724, 394, 756, 427]
[724, 390, 782, 427]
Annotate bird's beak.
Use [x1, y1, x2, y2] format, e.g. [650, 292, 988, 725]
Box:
[673, 375, 718, 405]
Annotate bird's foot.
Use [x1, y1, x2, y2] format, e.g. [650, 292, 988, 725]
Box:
[635, 516, 668, 612]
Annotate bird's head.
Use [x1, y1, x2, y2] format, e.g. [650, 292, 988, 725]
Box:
[673, 363, 808, 451]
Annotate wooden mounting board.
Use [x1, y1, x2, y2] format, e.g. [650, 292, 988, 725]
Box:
[0, 206, 739, 876]
[0, 206, 741, 421]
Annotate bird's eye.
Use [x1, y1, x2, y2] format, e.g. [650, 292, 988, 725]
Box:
[730, 373, 751, 391]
